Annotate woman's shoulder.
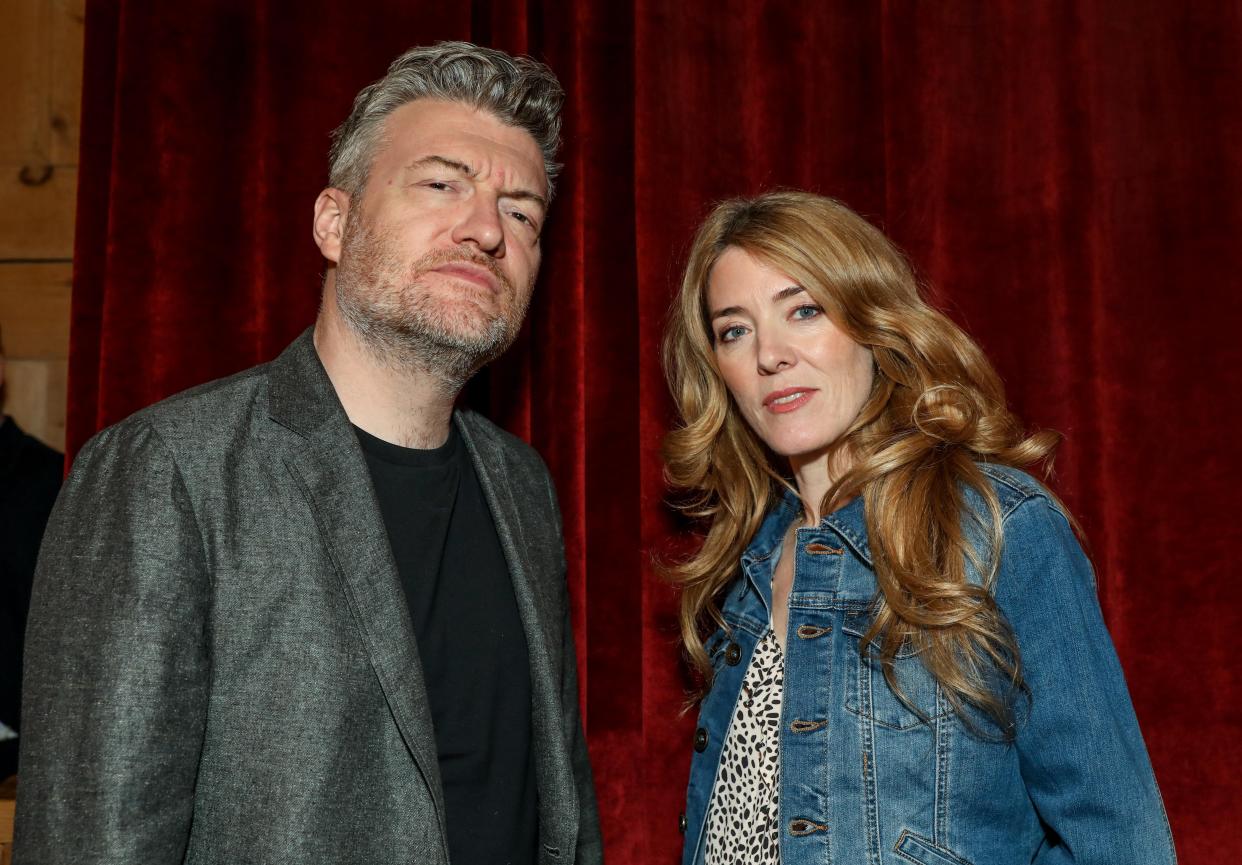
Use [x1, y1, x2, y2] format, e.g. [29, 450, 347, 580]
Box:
[973, 462, 1062, 522]
[970, 463, 1088, 581]
[964, 463, 1082, 566]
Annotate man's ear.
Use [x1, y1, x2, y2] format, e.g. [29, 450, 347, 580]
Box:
[313, 188, 351, 263]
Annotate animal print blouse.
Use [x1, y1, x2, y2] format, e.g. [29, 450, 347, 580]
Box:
[703, 629, 785, 864]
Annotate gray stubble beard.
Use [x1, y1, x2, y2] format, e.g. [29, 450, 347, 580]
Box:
[334, 214, 532, 397]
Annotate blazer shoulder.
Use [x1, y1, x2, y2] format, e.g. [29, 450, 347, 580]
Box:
[92, 362, 275, 459]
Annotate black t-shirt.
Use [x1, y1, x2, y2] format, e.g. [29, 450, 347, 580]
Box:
[356, 423, 536, 865]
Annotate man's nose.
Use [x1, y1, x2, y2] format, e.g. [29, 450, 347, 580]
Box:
[451, 193, 505, 256]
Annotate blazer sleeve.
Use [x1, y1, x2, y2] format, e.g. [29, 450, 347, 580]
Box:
[994, 497, 1177, 864]
[545, 474, 604, 865]
[15, 421, 210, 864]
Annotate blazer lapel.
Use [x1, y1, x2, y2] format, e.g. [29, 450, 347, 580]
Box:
[266, 331, 447, 841]
[456, 411, 577, 853]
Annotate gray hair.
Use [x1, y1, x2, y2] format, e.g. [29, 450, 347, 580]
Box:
[328, 41, 565, 201]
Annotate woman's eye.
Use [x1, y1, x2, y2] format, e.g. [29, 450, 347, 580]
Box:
[718, 325, 748, 343]
[792, 304, 821, 320]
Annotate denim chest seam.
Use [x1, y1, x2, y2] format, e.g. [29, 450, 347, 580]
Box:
[934, 688, 951, 845]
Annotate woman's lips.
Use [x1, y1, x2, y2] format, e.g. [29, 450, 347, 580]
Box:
[763, 388, 817, 414]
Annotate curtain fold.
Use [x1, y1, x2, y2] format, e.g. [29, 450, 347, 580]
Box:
[70, 1, 1240, 861]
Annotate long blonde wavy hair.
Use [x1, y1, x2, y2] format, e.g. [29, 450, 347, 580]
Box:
[662, 191, 1060, 735]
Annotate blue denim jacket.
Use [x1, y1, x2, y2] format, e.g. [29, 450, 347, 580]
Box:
[682, 464, 1176, 865]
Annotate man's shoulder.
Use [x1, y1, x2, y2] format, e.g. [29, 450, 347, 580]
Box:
[83, 360, 277, 463]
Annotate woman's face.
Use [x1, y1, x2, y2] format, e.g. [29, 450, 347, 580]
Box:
[706, 247, 874, 464]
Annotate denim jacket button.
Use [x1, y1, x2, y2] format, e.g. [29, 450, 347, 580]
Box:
[694, 727, 709, 752]
[724, 642, 742, 665]
[789, 818, 828, 836]
[678, 812, 687, 834]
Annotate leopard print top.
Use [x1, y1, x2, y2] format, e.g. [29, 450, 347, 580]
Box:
[704, 630, 785, 864]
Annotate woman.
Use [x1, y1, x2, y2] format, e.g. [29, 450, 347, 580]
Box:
[662, 191, 1175, 865]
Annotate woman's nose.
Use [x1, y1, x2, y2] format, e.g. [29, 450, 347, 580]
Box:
[755, 332, 795, 375]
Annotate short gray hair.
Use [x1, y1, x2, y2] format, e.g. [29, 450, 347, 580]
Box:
[328, 41, 565, 200]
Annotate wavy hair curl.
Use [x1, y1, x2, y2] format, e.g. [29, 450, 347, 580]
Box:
[662, 191, 1061, 735]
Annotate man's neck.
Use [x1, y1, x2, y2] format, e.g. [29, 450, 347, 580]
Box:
[313, 312, 457, 450]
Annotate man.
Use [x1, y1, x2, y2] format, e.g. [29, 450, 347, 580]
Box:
[16, 42, 601, 865]
[0, 328, 63, 780]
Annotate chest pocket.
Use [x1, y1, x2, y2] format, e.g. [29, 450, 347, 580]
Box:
[842, 613, 950, 731]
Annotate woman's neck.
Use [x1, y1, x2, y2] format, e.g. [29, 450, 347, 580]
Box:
[789, 446, 854, 525]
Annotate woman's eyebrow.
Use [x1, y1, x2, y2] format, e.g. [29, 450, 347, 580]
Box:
[773, 285, 806, 302]
[711, 286, 806, 320]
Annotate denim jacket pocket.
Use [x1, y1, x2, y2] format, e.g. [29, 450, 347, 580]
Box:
[842, 614, 949, 731]
[893, 830, 974, 865]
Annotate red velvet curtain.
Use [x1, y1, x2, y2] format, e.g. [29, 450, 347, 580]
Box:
[69, 1, 1241, 861]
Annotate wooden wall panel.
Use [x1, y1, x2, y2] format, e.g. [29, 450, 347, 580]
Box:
[49, 0, 85, 165]
[0, 167, 77, 261]
[0, 264, 72, 355]
[0, 0, 47, 165]
[0, 0, 83, 453]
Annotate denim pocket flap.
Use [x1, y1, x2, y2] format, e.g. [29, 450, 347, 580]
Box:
[841, 613, 921, 659]
[894, 830, 973, 865]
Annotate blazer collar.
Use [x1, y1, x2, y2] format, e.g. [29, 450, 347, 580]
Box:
[455, 410, 579, 855]
[265, 328, 449, 856]
[266, 328, 341, 439]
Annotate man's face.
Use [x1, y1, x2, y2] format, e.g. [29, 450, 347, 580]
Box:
[330, 99, 548, 382]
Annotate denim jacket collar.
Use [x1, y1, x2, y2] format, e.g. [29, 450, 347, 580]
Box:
[736, 487, 875, 615]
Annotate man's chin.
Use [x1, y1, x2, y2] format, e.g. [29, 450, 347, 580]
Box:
[424, 316, 508, 350]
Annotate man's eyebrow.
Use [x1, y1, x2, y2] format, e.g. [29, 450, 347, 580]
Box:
[709, 286, 805, 320]
[407, 155, 547, 211]
[407, 154, 475, 176]
[503, 187, 548, 211]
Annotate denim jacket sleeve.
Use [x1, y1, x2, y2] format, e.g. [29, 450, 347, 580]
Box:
[994, 496, 1177, 864]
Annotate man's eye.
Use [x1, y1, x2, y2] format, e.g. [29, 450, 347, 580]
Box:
[508, 210, 542, 236]
[425, 180, 453, 191]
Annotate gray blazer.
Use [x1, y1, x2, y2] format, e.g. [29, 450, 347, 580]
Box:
[15, 331, 602, 865]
